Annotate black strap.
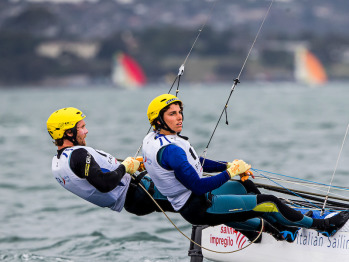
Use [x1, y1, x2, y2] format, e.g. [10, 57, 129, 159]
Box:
[128, 170, 159, 198]
[177, 134, 189, 140]
[206, 192, 213, 207]
[130, 170, 148, 187]
[148, 181, 155, 196]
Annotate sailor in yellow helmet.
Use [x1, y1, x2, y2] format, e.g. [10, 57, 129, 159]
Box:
[147, 94, 183, 134]
[142, 94, 349, 242]
[47, 107, 174, 216]
[47, 107, 87, 146]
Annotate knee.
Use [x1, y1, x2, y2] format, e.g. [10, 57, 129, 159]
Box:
[257, 194, 280, 204]
[241, 179, 261, 194]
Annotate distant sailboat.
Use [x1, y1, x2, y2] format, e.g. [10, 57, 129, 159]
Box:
[111, 53, 146, 89]
[294, 47, 328, 86]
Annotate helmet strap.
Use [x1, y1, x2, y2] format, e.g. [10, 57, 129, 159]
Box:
[64, 127, 79, 146]
[155, 103, 184, 135]
[158, 115, 176, 134]
[156, 109, 184, 135]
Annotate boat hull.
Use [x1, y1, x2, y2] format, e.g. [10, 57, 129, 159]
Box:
[201, 221, 349, 262]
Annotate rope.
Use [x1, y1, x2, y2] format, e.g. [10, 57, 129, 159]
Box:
[137, 180, 264, 254]
[116, 157, 264, 253]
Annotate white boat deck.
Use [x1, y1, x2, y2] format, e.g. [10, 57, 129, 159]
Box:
[201, 221, 349, 262]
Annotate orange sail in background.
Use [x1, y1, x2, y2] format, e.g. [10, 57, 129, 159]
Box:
[294, 47, 327, 85]
[111, 53, 146, 89]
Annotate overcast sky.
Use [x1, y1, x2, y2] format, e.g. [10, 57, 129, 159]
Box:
[24, 0, 134, 3]
[25, 0, 99, 3]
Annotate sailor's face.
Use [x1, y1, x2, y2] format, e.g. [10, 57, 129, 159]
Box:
[76, 120, 88, 146]
[162, 103, 183, 134]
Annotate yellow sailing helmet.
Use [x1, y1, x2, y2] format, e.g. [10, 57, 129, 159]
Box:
[47, 107, 86, 140]
[147, 94, 182, 126]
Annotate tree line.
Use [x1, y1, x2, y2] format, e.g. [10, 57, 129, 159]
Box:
[1, 26, 349, 86]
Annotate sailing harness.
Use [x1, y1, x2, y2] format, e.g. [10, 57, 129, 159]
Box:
[128, 170, 155, 196]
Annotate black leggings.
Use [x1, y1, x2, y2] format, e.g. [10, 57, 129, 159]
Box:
[179, 182, 312, 230]
[124, 178, 174, 216]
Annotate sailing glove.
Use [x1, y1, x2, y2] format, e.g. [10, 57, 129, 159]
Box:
[121, 157, 140, 174]
[226, 159, 251, 179]
[136, 156, 146, 172]
[240, 170, 254, 182]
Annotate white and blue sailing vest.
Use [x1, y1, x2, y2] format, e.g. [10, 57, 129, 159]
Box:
[52, 146, 131, 212]
[142, 132, 203, 211]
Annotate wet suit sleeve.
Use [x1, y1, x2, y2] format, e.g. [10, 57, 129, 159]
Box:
[70, 148, 126, 193]
[159, 144, 230, 195]
[199, 157, 227, 173]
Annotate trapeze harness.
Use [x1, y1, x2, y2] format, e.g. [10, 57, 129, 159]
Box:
[142, 132, 314, 231]
[52, 146, 173, 215]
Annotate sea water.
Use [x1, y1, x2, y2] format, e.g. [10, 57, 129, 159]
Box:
[1, 82, 349, 261]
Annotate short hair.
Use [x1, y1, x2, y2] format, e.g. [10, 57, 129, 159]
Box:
[54, 138, 64, 146]
[53, 129, 73, 146]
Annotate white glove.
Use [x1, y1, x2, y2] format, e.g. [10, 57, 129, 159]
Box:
[226, 159, 251, 179]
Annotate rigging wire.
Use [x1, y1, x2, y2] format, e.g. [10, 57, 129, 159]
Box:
[254, 170, 322, 210]
[321, 123, 349, 215]
[201, 0, 274, 163]
[203, 158, 349, 211]
[252, 168, 349, 192]
[254, 175, 349, 201]
[214, 161, 349, 193]
[201, 170, 349, 204]
[169, 0, 218, 96]
[133, 0, 218, 158]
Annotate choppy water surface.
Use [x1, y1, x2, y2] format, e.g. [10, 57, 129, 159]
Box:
[1, 82, 349, 261]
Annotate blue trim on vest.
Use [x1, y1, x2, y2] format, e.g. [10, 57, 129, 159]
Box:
[164, 136, 171, 144]
[154, 133, 172, 147]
